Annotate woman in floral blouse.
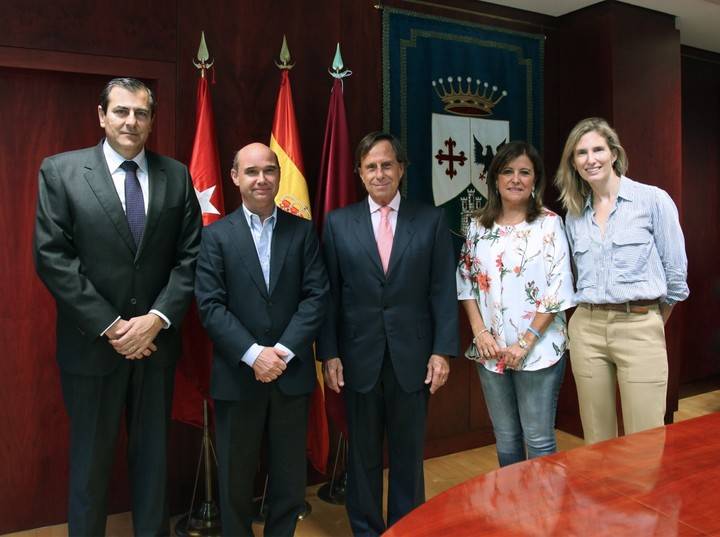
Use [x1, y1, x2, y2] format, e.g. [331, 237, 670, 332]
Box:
[457, 141, 574, 467]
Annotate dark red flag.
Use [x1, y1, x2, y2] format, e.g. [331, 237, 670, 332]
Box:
[314, 77, 357, 435]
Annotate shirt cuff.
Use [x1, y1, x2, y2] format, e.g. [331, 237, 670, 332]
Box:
[150, 309, 171, 329]
[100, 316, 121, 337]
[241, 343, 263, 367]
[275, 342, 295, 363]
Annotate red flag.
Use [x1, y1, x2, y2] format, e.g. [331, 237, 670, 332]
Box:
[314, 77, 357, 435]
[271, 68, 329, 474]
[172, 73, 225, 427]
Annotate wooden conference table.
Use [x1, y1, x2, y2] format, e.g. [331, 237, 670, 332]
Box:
[385, 413, 720, 536]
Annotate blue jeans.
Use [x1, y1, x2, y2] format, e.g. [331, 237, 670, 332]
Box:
[477, 356, 566, 467]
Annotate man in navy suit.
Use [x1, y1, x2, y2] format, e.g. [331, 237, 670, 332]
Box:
[195, 143, 328, 537]
[319, 132, 459, 536]
[33, 77, 202, 536]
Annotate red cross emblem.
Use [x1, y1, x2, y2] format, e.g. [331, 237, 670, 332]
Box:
[435, 137, 467, 178]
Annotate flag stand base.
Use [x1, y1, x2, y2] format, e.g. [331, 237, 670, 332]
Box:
[174, 500, 221, 537]
[317, 432, 347, 505]
[174, 401, 221, 537]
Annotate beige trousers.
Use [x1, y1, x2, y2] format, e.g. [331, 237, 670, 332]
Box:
[568, 304, 668, 444]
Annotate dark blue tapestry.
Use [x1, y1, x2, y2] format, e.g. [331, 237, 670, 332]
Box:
[382, 7, 544, 239]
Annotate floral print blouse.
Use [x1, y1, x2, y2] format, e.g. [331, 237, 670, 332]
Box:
[456, 210, 575, 373]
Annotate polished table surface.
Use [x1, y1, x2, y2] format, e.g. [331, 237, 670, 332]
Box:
[385, 413, 720, 536]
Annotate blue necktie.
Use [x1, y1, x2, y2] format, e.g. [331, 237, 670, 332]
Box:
[121, 160, 145, 248]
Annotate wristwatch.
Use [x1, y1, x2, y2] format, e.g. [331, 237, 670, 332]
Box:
[518, 337, 529, 351]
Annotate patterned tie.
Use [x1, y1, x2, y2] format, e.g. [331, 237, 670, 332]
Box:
[121, 160, 145, 248]
[377, 205, 394, 273]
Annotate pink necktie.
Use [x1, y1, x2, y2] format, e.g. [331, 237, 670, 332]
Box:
[377, 205, 394, 273]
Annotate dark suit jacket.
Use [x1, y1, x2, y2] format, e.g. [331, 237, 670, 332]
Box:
[33, 142, 202, 375]
[195, 207, 328, 401]
[318, 197, 459, 394]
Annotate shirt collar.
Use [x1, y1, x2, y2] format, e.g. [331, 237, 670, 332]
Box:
[242, 203, 278, 229]
[367, 191, 401, 213]
[582, 175, 632, 212]
[616, 175, 633, 202]
[102, 139, 147, 175]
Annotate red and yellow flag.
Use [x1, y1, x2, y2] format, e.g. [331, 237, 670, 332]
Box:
[270, 67, 329, 474]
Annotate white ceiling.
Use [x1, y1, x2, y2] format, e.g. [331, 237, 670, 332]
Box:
[483, 0, 720, 54]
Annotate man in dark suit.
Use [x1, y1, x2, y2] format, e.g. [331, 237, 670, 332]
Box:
[33, 77, 202, 536]
[195, 143, 328, 537]
[319, 132, 459, 536]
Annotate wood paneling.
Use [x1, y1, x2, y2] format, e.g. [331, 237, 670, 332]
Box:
[0, 53, 190, 535]
[0, 0, 177, 62]
[680, 47, 720, 383]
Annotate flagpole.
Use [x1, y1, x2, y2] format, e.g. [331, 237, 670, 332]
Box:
[315, 43, 353, 505]
[174, 31, 221, 537]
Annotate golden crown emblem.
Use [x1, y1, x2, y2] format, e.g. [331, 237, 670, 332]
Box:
[432, 76, 507, 117]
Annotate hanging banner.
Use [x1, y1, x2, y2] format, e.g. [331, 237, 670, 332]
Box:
[383, 7, 544, 238]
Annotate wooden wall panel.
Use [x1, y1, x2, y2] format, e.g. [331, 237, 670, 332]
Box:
[0, 45, 191, 537]
[680, 47, 720, 383]
[176, 0, 383, 213]
[0, 0, 177, 62]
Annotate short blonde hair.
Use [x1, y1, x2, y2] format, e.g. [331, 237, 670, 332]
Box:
[554, 117, 628, 216]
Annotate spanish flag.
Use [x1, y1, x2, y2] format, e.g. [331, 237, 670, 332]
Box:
[270, 66, 329, 474]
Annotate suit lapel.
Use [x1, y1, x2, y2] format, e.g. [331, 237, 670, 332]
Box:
[229, 209, 269, 299]
[136, 151, 166, 259]
[351, 201, 384, 278]
[387, 198, 417, 277]
[83, 143, 136, 254]
[268, 210, 296, 296]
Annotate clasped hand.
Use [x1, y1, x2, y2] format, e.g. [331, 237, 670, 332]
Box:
[106, 314, 163, 359]
[252, 347, 288, 383]
[474, 331, 527, 370]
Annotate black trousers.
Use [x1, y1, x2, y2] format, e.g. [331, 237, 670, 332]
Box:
[344, 354, 429, 537]
[60, 360, 175, 537]
[214, 385, 309, 537]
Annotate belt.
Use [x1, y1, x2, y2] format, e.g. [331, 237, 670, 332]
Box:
[578, 300, 659, 314]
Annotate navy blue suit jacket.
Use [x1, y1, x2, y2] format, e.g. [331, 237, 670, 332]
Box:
[318, 198, 459, 393]
[195, 207, 328, 401]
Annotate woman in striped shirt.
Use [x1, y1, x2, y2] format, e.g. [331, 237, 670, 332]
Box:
[555, 117, 689, 445]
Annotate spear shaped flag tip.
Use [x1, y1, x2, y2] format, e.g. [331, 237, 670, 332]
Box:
[332, 43, 344, 71]
[280, 35, 290, 63]
[193, 31, 214, 72]
[328, 42, 352, 80]
[197, 31, 209, 63]
[275, 34, 295, 69]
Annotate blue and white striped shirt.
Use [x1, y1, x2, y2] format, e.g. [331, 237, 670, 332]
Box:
[565, 176, 689, 305]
